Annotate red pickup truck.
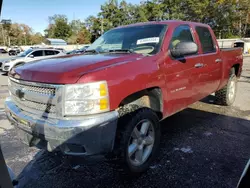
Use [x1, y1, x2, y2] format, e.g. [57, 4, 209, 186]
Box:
[5, 21, 243, 174]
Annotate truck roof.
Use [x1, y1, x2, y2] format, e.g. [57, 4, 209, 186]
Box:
[116, 20, 210, 29]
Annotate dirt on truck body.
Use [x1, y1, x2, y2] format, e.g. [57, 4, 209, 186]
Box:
[5, 20, 243, 174]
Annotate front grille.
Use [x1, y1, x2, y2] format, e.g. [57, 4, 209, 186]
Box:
[9, 78, 58, 115]
[12, 95, 56, 113]
[10, 79, 56, 96]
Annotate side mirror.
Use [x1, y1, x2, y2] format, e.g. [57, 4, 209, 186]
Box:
[170, 41, 198, 58]
[28, 54, 34, 58]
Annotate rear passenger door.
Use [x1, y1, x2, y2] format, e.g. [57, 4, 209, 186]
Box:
[164, 25, 203, 115]
[44, 50, 57, 58]
[195, 26, 222, 97]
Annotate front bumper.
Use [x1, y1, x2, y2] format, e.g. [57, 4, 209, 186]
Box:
[5, 98, 118, 157]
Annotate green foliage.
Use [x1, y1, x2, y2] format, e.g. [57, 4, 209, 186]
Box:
[2, 0, 250, 46]
[44, 14, 72, 40]
[0, 22, 45, 46]
[85, 0, 250, 39]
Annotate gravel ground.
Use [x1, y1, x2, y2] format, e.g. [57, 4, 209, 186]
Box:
[0, 58, 250, 188]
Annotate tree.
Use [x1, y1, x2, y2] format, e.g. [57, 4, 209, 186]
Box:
[30, 32, 44, 44]
[44, 14, 72, 40]
[159, 0, 186, 20]
[85, 16, 104, 42]
[67, 19, 91, 44]
[76, 27, 91, 44]
[70, 19, 85, 35]
[141, 0, 164, 21]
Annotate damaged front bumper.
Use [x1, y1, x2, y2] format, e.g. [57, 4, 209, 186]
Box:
[5, 97, 118, 158]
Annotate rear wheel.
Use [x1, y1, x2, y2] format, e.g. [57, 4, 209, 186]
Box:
[215, 68, 237, 106]
[113, 107, 161, 175]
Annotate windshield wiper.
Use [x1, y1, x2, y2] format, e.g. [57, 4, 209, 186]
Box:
[107, 49, 134, 53]
[84, 49, 99, 54]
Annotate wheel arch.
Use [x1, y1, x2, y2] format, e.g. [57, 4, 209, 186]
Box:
[118, 87, 163, 120]
[232, 63, 240, 77]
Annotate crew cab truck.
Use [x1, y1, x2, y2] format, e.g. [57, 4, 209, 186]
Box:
[5, 21, 243, 174]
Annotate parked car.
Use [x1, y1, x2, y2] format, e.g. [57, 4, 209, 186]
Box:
[1, 48, 65, 72]
[8, 46, 21, 56]
[66, 45, 90, 55]
[66, 49, 79, 55]
[0, 48, 8, 54]
[79, 45, 90, 53]
[5, 21, 243, 175]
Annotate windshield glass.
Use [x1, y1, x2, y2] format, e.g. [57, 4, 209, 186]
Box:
[17, 48, 33, 57]
[87, 24, 167, 55]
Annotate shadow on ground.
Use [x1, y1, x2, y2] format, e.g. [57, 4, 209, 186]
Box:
[14, 101, 250, 188]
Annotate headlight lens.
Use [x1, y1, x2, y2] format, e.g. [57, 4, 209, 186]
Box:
[64, 81, 109, 116]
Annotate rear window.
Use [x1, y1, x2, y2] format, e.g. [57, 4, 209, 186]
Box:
[54, 50, 60, 55]
[196, 26, 216, 53]
[45, 50, 55, 56]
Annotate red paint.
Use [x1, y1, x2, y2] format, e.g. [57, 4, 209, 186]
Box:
[9, 21, 243, 119]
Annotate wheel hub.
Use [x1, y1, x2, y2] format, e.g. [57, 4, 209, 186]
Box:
[137, 138, 143, 145]
[127, 119, 155, 166]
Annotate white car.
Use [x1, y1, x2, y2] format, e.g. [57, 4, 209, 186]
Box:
[0, 48, 65, 72]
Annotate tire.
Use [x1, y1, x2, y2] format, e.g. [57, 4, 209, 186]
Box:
[215, 68, 238, 106]
[113, 107, 161, 175]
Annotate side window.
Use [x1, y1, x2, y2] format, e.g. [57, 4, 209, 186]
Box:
[32, 50, 43, 57]
[54, 50, 60, 55]
[45, 50, 55, 56]
[196, 26, 216, 53]
[170, 25, 194, 50]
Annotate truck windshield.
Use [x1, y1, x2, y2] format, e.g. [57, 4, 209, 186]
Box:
[87, 24, 167, 55]
[17, 48, 33, 57]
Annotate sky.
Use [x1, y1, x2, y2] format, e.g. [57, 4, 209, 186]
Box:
[1, 0, 142, 34]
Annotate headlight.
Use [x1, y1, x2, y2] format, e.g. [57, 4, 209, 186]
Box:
[63, 81, 109, 116]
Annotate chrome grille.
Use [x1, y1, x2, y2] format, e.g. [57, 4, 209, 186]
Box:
[12, 95, 56, 113]
[10, 79, 56, 95]
[9, 78, 58, 115]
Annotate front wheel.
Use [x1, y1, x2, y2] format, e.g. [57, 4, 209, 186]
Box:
[114, 108, 161, 175]
[215, 70, 238, 106]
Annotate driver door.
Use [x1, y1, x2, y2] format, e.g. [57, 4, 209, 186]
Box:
[162, 24, 203, 115]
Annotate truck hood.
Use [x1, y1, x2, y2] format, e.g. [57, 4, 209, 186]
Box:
[9, 53, 144, 84]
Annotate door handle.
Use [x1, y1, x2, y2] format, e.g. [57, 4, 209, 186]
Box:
[215, 58, 222, 63]
[194, 63, 204, 68]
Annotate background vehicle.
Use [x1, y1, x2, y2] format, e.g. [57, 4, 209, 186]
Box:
[8, 46, 21, 56]
[0, 48, 8, 54]
[66, 45, 90, 55]
[1, 48, 65, 72]
[5, 21, 243, 175]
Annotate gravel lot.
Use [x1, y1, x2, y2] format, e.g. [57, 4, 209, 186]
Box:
[0, 58, 250, 188]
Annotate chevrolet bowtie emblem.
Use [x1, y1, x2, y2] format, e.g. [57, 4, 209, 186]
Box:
[15, 88, 25, 100]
